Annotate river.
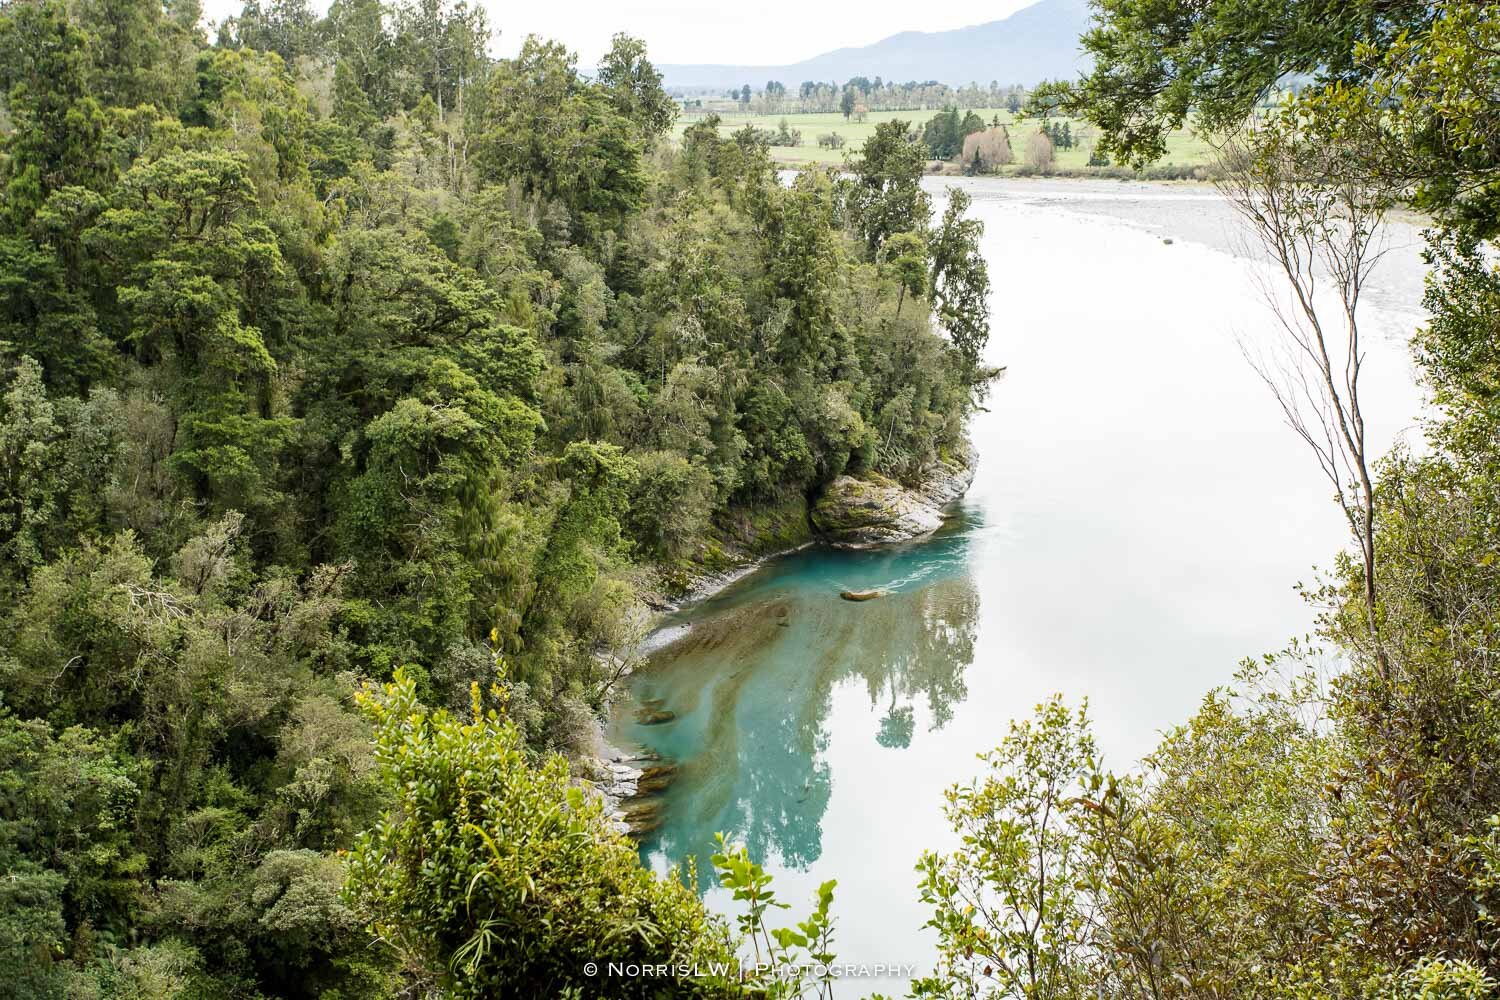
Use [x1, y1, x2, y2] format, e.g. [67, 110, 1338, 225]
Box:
[606, 177, 1429, 990]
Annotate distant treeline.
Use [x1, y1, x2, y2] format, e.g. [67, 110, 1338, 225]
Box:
[678, 78, 1030, 116]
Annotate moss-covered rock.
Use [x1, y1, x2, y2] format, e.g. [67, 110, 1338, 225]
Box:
[811, 446, 976, 547]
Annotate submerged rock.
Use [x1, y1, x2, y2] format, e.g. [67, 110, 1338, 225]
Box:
[618, 796, 665, 837]
[635, 707, 676, 726]
[625, 814, 662, 838]
[840, 589, 885, 602]
[635, 763, 678, 794]
[620, 796, 662, 819]
[811, 445, 976, 547]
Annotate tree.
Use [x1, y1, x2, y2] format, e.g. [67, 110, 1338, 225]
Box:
[1023, 129, 1054, 170]
[920, 107, 985, 161]
[915, 698, 1104, 1000]
[0, 359, 121, 589]
[313, 225, 543, 675]
[0, 0, 112, 229]
[1047, 0, 1433, 168]
[843, 119, 930, 259]
[927, 188, 995, 399]
[1090, 662, 1342, 999]
[751, 170, 848, 384]
[83, 148, 298, 519]
[393, 0, 489, 119]
[0, 236, 113, 392]
[626, 449, 714, 560]
[473, 37, 647, 241]
[326, 0, 400, 119]
[1217, 109, 1396, 664]
[225, 0, 322, 62]
[883, 230, 928, 316]
[73, 0, 185, 109]
[0, 711, 147, 997]
[596, 33, 676, 146]
[3, 519, 386, 996]
[840, 85, 855, 120]
[961, 127, 1013, 173]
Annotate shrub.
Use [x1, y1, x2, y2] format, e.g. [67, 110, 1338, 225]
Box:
[344, 668, 740, 998]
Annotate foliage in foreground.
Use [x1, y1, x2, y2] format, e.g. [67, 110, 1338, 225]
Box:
[348, 667, 845, 999]
[345, 667, 739, 998]
[918, 673, 1500, 999]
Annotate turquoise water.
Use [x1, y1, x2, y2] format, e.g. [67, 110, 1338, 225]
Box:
[609, 516, 978, 890]
[606, 179, 1426, 987]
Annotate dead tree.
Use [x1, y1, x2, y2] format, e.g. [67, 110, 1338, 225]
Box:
[1218, 117, 1396, 670]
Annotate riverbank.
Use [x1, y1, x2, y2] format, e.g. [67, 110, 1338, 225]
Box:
[588, 447, 979, 833]
[922, 160, 1215, 181]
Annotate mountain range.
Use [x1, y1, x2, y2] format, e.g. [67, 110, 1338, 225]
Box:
[658, 0, 1091, 91]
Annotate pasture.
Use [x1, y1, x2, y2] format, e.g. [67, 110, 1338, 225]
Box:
[671, 107, 1218, 172]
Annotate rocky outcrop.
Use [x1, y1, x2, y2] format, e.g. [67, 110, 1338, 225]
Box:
[811, 447, 976, 547]
[592, 744, 676, 838]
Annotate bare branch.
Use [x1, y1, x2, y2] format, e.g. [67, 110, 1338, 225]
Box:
[1217, 116, 1396, 672]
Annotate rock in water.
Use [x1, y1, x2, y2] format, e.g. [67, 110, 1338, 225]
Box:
[635, 763, 678, 794]
[811, 445, 976, 547]
[635, 707, 676, 726]
[840, 589, 885, 601]
[619, 796, 665, 837]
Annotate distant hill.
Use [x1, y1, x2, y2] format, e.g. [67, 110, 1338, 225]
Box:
[658, 0, 1091, 91]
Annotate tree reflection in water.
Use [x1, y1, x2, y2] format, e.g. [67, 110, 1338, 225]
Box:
[609, 521, 980, 892]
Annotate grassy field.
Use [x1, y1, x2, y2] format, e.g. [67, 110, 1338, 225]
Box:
[671, 107, 1217, 173]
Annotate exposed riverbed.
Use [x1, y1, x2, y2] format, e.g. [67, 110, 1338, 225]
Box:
[607, 177, 1429, 990]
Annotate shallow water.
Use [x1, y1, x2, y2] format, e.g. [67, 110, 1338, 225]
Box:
[607, 177, 1428, 989]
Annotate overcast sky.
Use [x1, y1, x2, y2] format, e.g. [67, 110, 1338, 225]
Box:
[199, 0, 1042, 68]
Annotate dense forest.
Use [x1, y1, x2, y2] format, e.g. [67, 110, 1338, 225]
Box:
[0, 0, 990, 993]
